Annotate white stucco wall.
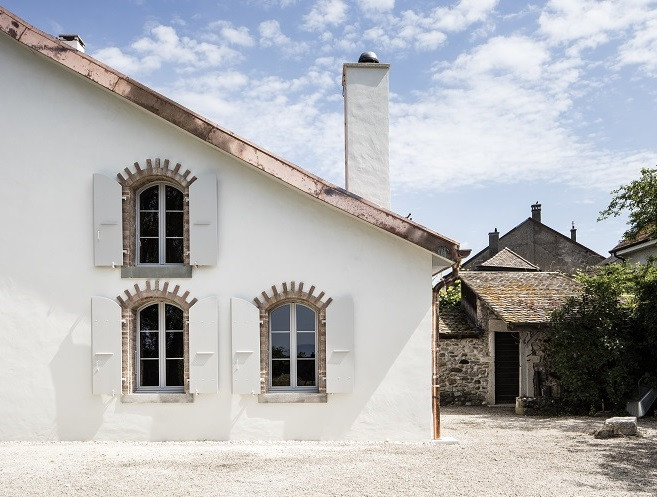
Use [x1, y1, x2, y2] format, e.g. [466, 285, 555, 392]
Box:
[0, 34, 434, 441]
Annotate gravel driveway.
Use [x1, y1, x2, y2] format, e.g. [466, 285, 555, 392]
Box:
[1, 406, 655, 497]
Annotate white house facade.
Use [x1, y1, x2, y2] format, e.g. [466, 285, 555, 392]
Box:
[0, 9, 461, 441]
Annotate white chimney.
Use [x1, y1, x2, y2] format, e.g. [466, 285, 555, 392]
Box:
[58, 34, 85, 53]
[342, 52, 390, 209]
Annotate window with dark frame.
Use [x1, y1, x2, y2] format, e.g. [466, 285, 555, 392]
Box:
[137, 302, 185, 391]
[137, 183, 184, 265]
[269, 303, 318, 391]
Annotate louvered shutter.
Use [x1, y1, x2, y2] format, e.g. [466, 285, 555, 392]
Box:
[189, 174, 218, 266]
[230, 297, 260, 394]
[92, 174, 123, 267]
[91, 296, 122, 395]
[189, 296, 219, 393]
[326, 296, 354, 393]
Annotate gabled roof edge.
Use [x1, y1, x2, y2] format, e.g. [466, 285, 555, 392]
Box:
[462, 217, 604, 268]
[0, 7, 460, 261]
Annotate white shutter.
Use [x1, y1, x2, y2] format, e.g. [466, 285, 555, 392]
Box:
[326, 296, 354, 393]
[189, 174, 218, 266]
[91, 296, 122, 395]
[93, 174, 123, 267]
[230, 297, 260, 394]
[189, 296, 219, 394]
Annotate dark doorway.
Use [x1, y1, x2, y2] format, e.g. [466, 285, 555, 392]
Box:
[495, 332, 519, 404]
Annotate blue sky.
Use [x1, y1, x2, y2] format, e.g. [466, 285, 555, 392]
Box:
[7, 0, 657, 256]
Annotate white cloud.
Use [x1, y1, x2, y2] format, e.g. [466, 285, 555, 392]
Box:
[357, 0, 395, 13]
[259, 20, 309, 55]
[387, 32, 653, 194]
[429, 0, 498, 32]
[93, 24, 243, 75]
[302, 0, 348, 31]
[208, 21, 255, 47]
[617, 16, 657, 75]
[92, 46, 148, 74]
[361, 0, 496, 53]
[436, 36, 551, 83]
[539, 0, 657, 50]
[415, 30, 447, 51]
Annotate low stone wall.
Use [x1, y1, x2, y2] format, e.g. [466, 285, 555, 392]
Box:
[439, 335, 489, 405]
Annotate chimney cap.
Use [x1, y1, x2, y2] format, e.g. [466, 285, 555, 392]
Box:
[358, 51, 379, 63]
[58, 34, 85, 48]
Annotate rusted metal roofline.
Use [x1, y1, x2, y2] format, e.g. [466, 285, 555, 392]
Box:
[0, 7, 460, 261]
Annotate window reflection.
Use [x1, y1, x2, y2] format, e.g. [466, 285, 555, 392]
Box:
[269, 303, 317, 391]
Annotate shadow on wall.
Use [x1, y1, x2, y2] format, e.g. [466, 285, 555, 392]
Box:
[50, 320, 105, 440]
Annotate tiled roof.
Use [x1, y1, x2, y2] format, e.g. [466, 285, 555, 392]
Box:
[459, 271, 581, 325]
[479, 247, 539, 271]
[438, 306, 478, 337]
[0, 7, 460, 262]
[611, 229, 657, 252]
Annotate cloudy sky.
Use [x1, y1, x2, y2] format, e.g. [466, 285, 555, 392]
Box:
[7, 0, 657, 255]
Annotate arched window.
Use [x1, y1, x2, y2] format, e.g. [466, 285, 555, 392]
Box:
[115, 281, 198, 395]
[137, 302, 185, 391]
[137, 183, 184, 265]
[269, 302, 317, 390]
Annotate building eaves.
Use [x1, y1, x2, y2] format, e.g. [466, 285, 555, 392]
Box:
[610, 230, 657, 254]
[0, 8, 460, 262]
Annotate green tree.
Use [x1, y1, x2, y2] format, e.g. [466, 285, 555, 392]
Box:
[598, 167, 657, 241]
[549, 263, 657, 413]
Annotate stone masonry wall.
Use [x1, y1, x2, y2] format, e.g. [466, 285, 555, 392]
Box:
[439, 335, 489, 405]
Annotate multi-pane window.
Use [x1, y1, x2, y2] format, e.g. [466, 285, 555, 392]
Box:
[138, 302, 184, 391]
[269, 303, 317, 391]
[137, 183, 184, 264]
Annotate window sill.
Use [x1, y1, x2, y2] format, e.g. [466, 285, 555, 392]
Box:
[120, 265, 193, 279]
[121, 393, 194, 404]
[258, 393, 327, 404]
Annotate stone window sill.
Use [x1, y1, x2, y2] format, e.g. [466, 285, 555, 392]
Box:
[121, 393, 194, 404]
[120, 265, 193, 279]
[258, 393, 327, 404]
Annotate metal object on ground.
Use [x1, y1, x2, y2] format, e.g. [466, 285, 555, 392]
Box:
[626, 387, 657, 418]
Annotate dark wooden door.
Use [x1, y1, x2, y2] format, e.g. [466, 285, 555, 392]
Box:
[495, 332, 519, 404]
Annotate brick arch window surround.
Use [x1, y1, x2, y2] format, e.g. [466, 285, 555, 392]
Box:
[254, 282, 332, 394]
[117, 280, 197, 394]
[117, 158, 196, 268]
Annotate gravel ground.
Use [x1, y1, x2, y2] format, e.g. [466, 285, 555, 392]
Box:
[0, 406, 655, 497]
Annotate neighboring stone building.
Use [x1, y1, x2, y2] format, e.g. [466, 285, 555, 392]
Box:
[439, 269, 581, 405]
[0, 9, 463, 441]
[462, 203, 605, 274]
[439, 271, 581, 404]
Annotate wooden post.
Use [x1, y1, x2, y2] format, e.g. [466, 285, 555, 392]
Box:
[432, 285, 441, 440]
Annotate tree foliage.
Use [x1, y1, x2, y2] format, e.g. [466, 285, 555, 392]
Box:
[439, 280, 461, 310]
[549, 263, 657, 413]
[598, 167, 657, 241]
